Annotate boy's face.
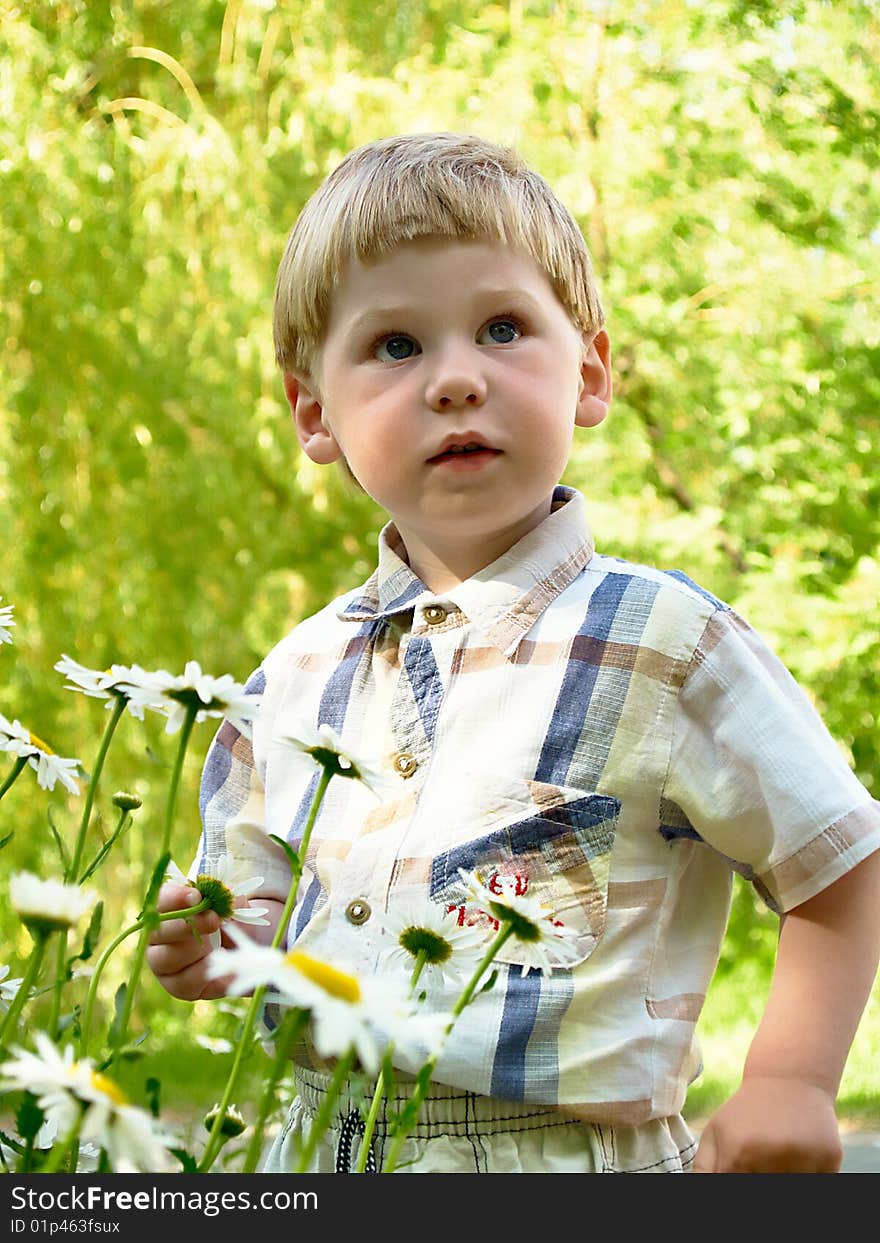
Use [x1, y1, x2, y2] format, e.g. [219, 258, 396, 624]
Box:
[286, 237, 611, 578]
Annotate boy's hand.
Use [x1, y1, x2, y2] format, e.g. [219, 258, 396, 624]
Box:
[146, 882, 231, 1001]
[692, 1076, 843, 1173]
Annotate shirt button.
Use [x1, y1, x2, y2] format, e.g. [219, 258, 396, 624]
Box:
[393, 752, 418, 778]
[345, 899, 371, 926]
[423, 604, 448, 625]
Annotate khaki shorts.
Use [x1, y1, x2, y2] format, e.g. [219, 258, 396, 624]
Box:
[261, 1065, 697, 1174]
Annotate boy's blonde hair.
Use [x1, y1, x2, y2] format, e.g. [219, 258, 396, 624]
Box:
[273, 132, 604, 378]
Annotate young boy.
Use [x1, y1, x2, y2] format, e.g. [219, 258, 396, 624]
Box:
[147, 133, 880, 1174]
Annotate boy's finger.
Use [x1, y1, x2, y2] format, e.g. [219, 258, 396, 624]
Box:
[156, 959, 234, 1003]
[148, 910, 223, 945]
[156, 882, 202, 913]
[146, 940, 208, 977]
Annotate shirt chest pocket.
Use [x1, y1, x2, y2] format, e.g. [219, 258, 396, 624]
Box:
[427, 784, 621, 971]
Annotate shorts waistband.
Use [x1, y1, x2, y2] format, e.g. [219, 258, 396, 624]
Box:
[292, 1064, 578, 1137]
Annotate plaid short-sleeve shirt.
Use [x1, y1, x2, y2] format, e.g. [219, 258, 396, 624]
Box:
[197, 486, 880, 1123]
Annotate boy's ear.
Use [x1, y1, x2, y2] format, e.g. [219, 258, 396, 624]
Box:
[282, 371, 342, 465]
[575, 329, 612, 429]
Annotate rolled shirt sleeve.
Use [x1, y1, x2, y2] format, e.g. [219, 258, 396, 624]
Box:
[192, 671, 293, 903]
[662, 607, 880, 913]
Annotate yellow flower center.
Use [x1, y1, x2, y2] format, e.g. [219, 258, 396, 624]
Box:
[284, 950, 361, 1002]
[89, 1070, 128, 1106]
[28, 732, 54, 755]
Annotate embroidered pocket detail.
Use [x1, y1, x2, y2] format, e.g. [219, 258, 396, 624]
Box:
[429, 791, 621, 969]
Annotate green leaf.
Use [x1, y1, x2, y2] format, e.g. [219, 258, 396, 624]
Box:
[69, 901, 103, 965]
[0, 831, 14, 851]
[78, 813, 132, 884]
[46, 806, 71, 875]
[56, 1008, 79, 1038]
[170, 1147, 199, 1173]
[268, 833, 303, 878]
[139, 851, 171, 920]
[15, 1093, 45, 1143]
[107, 981, 128, 1046]
[480, 969, 499, 994]
[97, 1030, 149, 1072]
[145, 1076, 162, 1118]
[0, 1128, 25, 1156]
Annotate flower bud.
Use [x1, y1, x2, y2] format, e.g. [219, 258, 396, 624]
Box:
[203, 1103, 246, 1139]
[112, 791, 142, 811]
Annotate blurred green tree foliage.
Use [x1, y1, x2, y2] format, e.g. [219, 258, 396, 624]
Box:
[1, 1, 878, 988]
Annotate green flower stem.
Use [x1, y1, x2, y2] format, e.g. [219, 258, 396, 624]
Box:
[354, 948, 428, 1173]
[409, 948, 428, 994]
[159, 708, 198, 860]
[382, 922, 515, 1174]
[270, 765, 331, 952]
[46, 934, 69, 1043]
[78, 901, 210, 1061]
[199, 985, 267, 1172]
[113, 705, 198, 1049]
[199, 764, 332, 1174]
[242, 1007, 309, 1173]
[46, 698, 128, 1041]
[354, 1066, 386, 1174]
[293, 1049, 356, 1174]
[0, 930, 49, 1054]
[68, 697, 127, 882]
[78, 807, 130, 885]
[0, 754, 27, 801]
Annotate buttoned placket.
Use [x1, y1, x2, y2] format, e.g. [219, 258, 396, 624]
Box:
[377, 602, 465, 907]
[319, 603, 466, 956]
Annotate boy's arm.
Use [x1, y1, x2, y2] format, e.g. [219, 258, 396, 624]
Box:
[693, 848, 880, 1173]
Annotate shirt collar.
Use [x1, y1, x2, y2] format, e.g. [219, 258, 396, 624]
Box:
[337, 485, 595, 656]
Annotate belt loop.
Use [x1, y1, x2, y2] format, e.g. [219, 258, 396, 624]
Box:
[335, 1109, 378, 1174]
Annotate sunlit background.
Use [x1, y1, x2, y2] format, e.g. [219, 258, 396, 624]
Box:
[2, 0, 878, 1127]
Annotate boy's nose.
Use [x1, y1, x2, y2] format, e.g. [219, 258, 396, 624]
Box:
[424, 348, 487, 411]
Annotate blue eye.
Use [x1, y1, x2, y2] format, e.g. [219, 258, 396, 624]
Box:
[480, 319, 521, 345]
[375, 335, 419, 361]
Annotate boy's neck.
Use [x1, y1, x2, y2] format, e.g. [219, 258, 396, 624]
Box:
[393, 497, 556, 594]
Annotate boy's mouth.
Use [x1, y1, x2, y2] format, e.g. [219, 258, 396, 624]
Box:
[427, 437, 502, 467]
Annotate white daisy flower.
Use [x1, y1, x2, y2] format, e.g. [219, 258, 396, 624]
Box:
[0, 1034, 175, 1172]
[119, 661, 262, 736]
[0, 715, 81, 794]
[19, 1116, 100, 1164]
[0, 1032, 90, 1129]
[0, 712, 33, 758]
[206, 928, 440, 1074]
[9, 872, 97, 936]
[78, 1082, 175, 1173]
[53, 655, 166, 722]
[0, 964, 23, 1013]
[0, 1111, 98, 1169]
[378, 1004, 452, 1068]
[29, 750, 82, 795]
[0, 598, 14, 644]
[380, 896, 490, 988]
[166, 855, 269, 926]
[203, 931, 286, 997]
[457, 869, 582, 975]
[283, 722, 397, 798]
